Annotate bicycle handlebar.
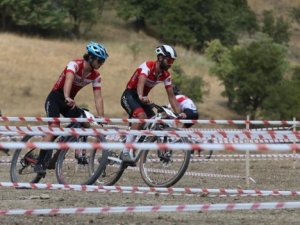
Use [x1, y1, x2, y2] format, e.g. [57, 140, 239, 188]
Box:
[149, 103, 179, 119]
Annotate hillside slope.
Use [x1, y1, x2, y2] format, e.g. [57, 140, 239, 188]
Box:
[0, 17, 240, 119]
[1, 1, 299, 119]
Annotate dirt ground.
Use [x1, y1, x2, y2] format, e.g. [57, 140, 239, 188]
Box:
[1, 150, 300, 225]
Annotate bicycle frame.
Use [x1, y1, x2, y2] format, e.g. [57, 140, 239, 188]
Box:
[107, 104, 176, 165]
[96, 103, 192, 187]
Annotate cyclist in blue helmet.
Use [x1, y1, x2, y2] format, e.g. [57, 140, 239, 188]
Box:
[34, 41, 109, 174]
[85, 41, 109, 69]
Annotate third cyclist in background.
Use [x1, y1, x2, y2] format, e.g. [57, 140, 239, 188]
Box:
[171, 85, 199, 128]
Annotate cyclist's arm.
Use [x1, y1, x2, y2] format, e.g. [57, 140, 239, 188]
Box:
[63, 72, 76, 108]
[137, 75, 146, 98]
[63, 72, 74, 99]
[137, 75, 150, 103]
[93, 89, 104, 117]
[166, 86, 181, 114]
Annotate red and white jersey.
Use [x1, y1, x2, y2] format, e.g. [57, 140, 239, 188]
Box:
[126, 61, 172, 96]
[175, 95, 197, 111]
[52, 58, 101, 98]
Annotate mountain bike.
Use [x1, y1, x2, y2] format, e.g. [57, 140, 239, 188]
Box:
[10, 108, 109, 185]
[91, 103, 191, 187]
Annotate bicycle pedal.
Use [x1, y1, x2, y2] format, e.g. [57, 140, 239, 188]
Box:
[37, 173, 46, 178]
[77, 157, 89, 165]
[122, 161, 136, 167]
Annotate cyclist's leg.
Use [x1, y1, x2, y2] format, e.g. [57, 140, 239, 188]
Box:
[62, 104, 84, 162]
[120, 89, 152, 162]
[34, 92, 60, 173]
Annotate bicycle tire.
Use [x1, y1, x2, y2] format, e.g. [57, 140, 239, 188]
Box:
[92, 137, 126, 186]
[92, 133, 147, 186]
[10, 135, 43, 183]
[55, 135, 109, 185]
[139, 127, 191, 187]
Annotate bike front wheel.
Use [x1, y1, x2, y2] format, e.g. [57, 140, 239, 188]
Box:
[139, 128, 191, 187]
[92, 135, 126, 186]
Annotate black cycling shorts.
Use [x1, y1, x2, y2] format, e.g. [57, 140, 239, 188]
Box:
[120, 89, 155, 118]
[183, 108, 199, 128]
[45, 89, 82, 125]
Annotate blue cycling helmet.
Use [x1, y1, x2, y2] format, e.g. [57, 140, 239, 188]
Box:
[86, 41, 109, 59]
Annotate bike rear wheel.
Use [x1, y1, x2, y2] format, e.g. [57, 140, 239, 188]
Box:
[55, 135, 108, 185]
[139, 128, 191, 187]
[10, 135, 43, 183]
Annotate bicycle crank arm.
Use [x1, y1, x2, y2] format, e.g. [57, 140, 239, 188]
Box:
[107, 156, 122, 163]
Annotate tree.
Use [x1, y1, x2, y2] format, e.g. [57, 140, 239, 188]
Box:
[290, 4, 300, 25]
[233, 0, 258, 36]
[205, 37, 288, 118]
[0, 0, 105, 37]
[0, 0, 67, 33]
[115, 0, 160, 31]
[0, 0, 15, 30]
[171, 65, 203, 103]
[261, 80, 300, 119]
[115, 0, 258, 50]
[204, 39, 235, 107]
[61, 0, 105, 37]
[229, 39, 288, 118]
[291, 65, 300, 81]
[262, 10, 290, 44]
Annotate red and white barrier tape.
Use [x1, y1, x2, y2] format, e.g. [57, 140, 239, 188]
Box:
[188, 157, 292, 162]
[1, 202, 300, 215]
[119, 166, 244, 179]
[1, 182, 299, 196]
[0, 141, 300, 152]
[1, 153, 297, 165]
[0, 156, 295, 165]
[0, 153, 297, 160]
[0, 133, 296, 145]
[0, 136, 22, 143]
[1, 126, 300, 141]
[183, 127, 293, 131]
[1, 116, 299, 126]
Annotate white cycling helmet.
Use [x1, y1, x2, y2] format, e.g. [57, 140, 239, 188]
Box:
[155, 45, 177, 59]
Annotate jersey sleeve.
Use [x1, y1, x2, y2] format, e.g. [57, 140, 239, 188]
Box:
[92, 74, 101, 90]
[139, 62, 151, 77]
[65, 61, 79, 75]
[164, 75, 172, 88]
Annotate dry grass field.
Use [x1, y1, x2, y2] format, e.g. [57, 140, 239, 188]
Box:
[0, 8, 241, 120]
[1, 1, 300, 120]
[0, 32, 234, 119]
[1, 1, 300, 224]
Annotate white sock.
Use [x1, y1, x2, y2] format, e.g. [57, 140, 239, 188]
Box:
[123, 134, 136, 153]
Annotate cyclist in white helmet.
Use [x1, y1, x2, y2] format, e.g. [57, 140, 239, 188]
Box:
[34, 41, 109, 174]
[120, 44, 185, 163]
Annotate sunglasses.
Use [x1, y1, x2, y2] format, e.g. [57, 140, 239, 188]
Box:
[165, 57, 175, 65]
[96, 58, 105, 65]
